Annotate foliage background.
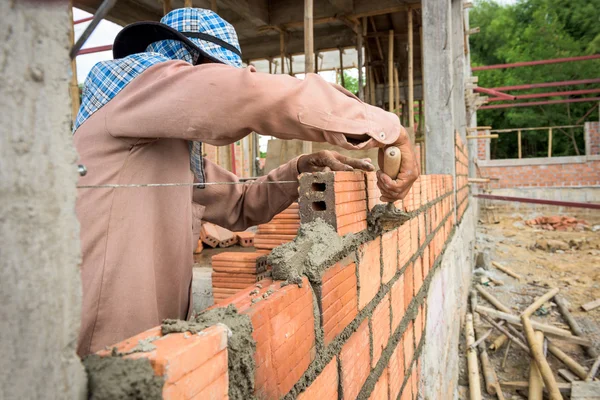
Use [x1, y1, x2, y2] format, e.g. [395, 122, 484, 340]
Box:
[470, 0, 600, 159]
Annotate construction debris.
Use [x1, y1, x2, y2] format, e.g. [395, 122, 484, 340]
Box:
[582, 299, 600, 312]
[525, 215, 589, 231]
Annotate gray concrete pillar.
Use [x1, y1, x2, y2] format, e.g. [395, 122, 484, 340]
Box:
[0, 1, 86, 399]
[422, 0, 455, 175]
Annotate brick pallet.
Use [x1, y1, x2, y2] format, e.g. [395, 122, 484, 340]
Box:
[211, 251, 269, 303]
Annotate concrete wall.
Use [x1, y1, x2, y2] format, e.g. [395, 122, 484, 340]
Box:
[0, 2, 86, 399]
[421, 203, 475, 400]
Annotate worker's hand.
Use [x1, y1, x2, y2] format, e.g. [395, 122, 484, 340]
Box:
[377, 126, 420, 202]
[298, 150, 375, 173]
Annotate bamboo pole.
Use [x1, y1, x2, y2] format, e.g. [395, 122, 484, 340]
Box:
[501, 341, 511, 369]
[475, 285, 511, 313]
[518, 130, 522, 159]
[491, 261, 522, 281]
[521, 317, 563, 399]
[554, 295, 599, 358]
[586, 355, 600, 382]
[548, 341, 589, 380]
[184, 0, 192, 7]
[210, 0, 217, 12]
[369, 67, 376, 106]
[499, 381, 571, 394]
[548, 127, 553, 157]
[475, 306, 592, 346]
[472, 292, 502, 397]
[528, 331, 544, 400]
[490, 335, 509, 352]
[481, 314, 530, 353]
[407, 7, 414, 129]
[68, 2, 80, 124]
[522, 287, 559, 317]
[394, 67, 400, 115]
[339, 48, 345, 87]
[466, 134, 499, 139]
[466, 313, 483, 400]
[388, 30, 394, 112]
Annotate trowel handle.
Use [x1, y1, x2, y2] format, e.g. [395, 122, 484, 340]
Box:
[383, 146, 402, 179]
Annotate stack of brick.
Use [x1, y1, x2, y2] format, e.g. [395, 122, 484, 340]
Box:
[211, 251, 269, 303]
[91, 171, 461, 400]
[253, 203, 300, 251]
[299, 171, 368, 236]
[455, 132, 469, 222]
[200, 222, 238, 248]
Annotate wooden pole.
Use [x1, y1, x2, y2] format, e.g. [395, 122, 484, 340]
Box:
[339, 48, 345, 87]
[554, 295, 598, 358]
[357, 25, 364, 100]
[471, 292, 502, 397]
[268, 59, 272, 74]
[548, 341, 589, 380]
[407, 7, 414, 129]
[304, 0, 314, 74]
[369, 17, 385, 61]
[394, 67, 400, 115]
[586, 355, 600, 381]
[280, 31, 285, 74]
[388, 30, 394, 112]
[522, 287, 559, 317]
[528, 331, 544, 400]
[466, 314, 483, 400]
[68, 1, 80, 124]
[369, 66, 376, 106]
[491, 261, 522, 281]
[210, 0, 217, 12]
[481, 314, 530, 354]
[548, 127, 553, 157]
[303, 0, 313, 155]
[315, 51, 320, 74]
[475, 285, 512, 313]
[518, 130, 522, 158]
[289, 55, 293, 76]
[163, 0, 172, 14]
[184, 0, 192, 7]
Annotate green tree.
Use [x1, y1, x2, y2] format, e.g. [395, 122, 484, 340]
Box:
[470, 0, 600, 159]
[339, 71, 359, 94]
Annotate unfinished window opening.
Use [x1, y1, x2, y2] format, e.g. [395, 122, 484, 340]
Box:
[311, 182, 326, 192]
[312, 201, 327, 211]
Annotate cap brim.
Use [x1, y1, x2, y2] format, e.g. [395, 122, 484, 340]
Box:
[113, 21, 223, 64]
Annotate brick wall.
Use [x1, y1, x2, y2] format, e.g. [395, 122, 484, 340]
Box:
[586, 121, 600, 156]
[88, 169, 468, 400]
[455, 132, 469, 221]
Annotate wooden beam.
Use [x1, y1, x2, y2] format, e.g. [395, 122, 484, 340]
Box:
[184, 0, 193, 7]
[280, 31, 286, 74]
[357, 24, 364, 100]
[326, 0, 353, 13]
[388, 30, 394, 112]
[304, 0, 315, 74]
[407, 8, 414, 128]
[73, 0, 162, 26]
[219, 0, 268, 26]
[162, 0, 171, 15]
[339, 48, 345, 87]
[210, 0, 217, 12]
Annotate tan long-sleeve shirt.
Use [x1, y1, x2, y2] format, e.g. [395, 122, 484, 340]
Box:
[74, 61, 400, 356]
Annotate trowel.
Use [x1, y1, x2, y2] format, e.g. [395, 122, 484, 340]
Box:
[368, 146, 411, 231]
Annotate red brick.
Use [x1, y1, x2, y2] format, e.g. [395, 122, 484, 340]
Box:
[399, 223, 411, 269]
[382, 229, 398, 284]
[162, 350, 228, 399]
[357, 238, 382, 310]
[334, 180, 367, 193]
[413, 256, 423, 295]
[340, 319, 371, 400]
[297, 358, 338, 400]
[321, 259, 359, 345]
[388, 340, 404, 400]
[390, 275, 405, 331]
[369, 367, 389, 400]
[415, 307, 423, 347]
[335, 190, 367, 204]
[371, 293, 391, 367]
[335, 200, 367, 216]
[338, 220, 368, 236]
[403, 263, 414, 307]
[403, 321, 414, 370]
[418, 214, 426, 246]
[335, 171, 366, 182]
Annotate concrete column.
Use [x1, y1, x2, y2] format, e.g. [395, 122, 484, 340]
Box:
[451, 0, 467, 142]
[0, 2, 86, 399]
[422, 0, 455, 175]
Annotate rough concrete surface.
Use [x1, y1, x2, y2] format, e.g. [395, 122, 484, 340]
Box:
[421, 202, 476, 400]
[84, 355, 164, 400]
[0, 2, 86, 399]
[192, 267, 214, 313]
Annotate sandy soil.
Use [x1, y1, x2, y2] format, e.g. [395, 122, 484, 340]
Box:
[458, 210, 600, 399]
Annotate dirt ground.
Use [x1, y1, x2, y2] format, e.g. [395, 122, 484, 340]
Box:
[458, 209, 600, 399]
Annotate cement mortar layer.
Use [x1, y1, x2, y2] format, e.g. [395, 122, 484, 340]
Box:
[162, 305, 255, 400]
[83, 355, 164, 400]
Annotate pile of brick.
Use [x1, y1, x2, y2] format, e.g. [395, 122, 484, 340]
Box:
[211, 251, 269, 303]
[254, 203, 300, 250]
[199, 222, 237, 248]
[525, 215, 589, 231]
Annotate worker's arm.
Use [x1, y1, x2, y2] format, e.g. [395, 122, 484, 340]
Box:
[195, 152, 374, 231]
[103, 61, 400, 150]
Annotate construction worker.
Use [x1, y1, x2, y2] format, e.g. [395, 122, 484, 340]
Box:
[74, 8, 418, 356]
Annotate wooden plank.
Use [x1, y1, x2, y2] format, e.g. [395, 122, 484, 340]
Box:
[571, 381, 600, 399]
[548, 127, 553, 157]
[558, 369, 579, 383]
[581, 299, 600, 312]
[499, 381, 571, 395]
[219, 0, 268, 26]
[518, 130, 522, 158]
[388, 29, 394, 112]
[407, 7, 414, 128]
